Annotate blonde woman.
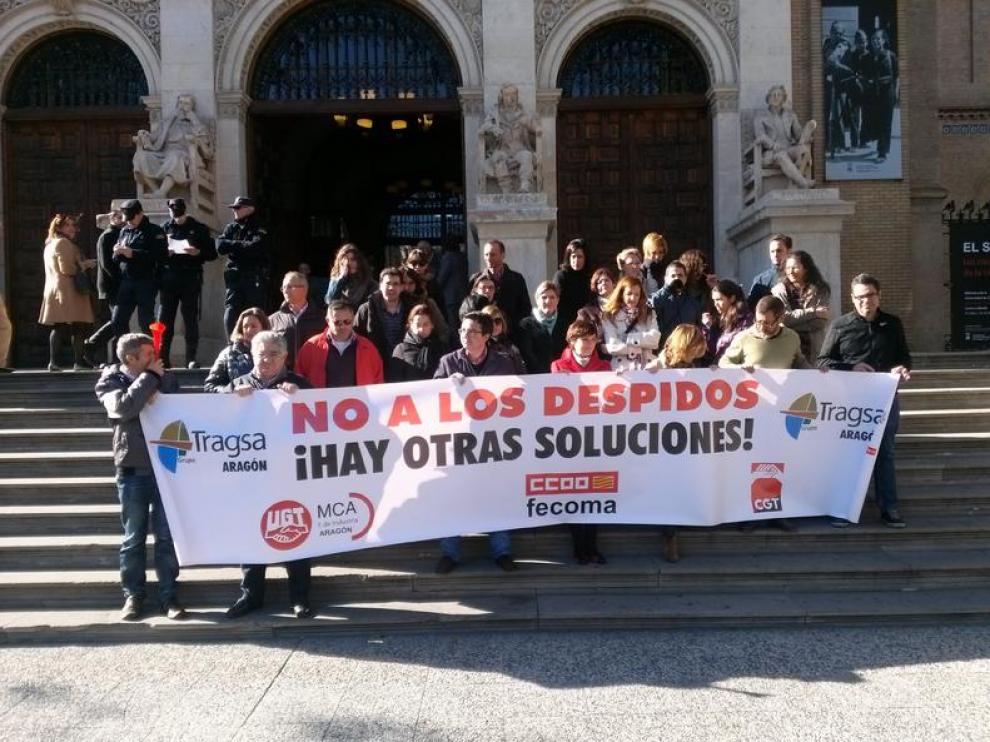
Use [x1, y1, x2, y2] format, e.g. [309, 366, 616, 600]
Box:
[39, 214, 96, 371]
[601, 276, 660, 371]
[641, 232, 669, 295]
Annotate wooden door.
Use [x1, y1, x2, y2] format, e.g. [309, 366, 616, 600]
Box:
[556, 105, 711, 270]
[4, 114, 142, 367]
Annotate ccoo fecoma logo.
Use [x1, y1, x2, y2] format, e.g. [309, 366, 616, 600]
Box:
[780, 393, 818, 439]
[261, 500, 312, 551]
[150, 420, 193, 473]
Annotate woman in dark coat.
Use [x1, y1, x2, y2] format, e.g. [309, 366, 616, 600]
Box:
[389, 304, 446, 382]
[552, 238, 592, 328]
[204, 307, 269, 392]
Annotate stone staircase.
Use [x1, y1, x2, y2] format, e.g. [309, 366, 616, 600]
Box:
[1, 354, 989, 642]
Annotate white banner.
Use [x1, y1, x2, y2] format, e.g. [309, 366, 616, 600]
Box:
[140, 369, 898, 566]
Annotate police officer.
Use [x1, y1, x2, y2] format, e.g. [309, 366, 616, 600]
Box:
[93, 210, 124, 365]
[87, 199, 166, 353]
[217, 196, 270, 336]
[159, 198, 217, 368]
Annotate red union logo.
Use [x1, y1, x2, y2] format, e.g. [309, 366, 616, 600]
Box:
[750, 463, 784, 513]
[526, 472, 619, 496]
[261, 500, 312, 550]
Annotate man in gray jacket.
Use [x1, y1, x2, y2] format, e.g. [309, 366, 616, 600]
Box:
[95, 333, 183, 621]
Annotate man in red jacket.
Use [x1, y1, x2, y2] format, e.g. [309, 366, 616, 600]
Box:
[295, 300, 384, 387]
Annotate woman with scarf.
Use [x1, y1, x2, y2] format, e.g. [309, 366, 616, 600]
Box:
[552, 238, 593, 328]
[389, 304, 446, 382]
[601, 276, 660, 372]
[517, 281, 568, 374]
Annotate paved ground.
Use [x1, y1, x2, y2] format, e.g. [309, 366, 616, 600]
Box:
[1, 625, 989, 741]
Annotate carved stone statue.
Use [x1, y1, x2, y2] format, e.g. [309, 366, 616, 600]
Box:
[753, 85, 817, 189]
[133, 94, 215, 199]
[479, 84, 542, 194]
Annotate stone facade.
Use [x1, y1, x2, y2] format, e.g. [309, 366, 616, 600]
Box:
[0, 0, 986, 356]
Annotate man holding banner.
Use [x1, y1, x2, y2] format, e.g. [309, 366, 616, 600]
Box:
[224, 331, 315, 619]
[433, 311, 520, 574]
[819, 273, 911, 528]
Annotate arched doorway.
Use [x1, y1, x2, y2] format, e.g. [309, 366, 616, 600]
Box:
[555, 20, 711, 269]
[3, 30, 148, 367]
[248, 0, 465, 277]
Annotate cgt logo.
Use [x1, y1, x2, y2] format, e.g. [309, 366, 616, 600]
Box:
[780, 393, 818, 440]
[149, 420, 193, 473]
[261, 500, 312, 551]
[751, 462, 784, 512]
[526, 471, 618, 496]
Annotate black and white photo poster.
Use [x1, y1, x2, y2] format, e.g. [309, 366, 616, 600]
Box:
[822, 1, 901, 180]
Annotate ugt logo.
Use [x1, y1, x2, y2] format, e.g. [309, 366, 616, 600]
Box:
[149, 420, 193, 473]
[751, 463, 784, 513]
[261, 500, 312, 551]
[780, 393, 818, 440]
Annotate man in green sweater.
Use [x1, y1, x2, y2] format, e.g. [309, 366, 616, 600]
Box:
[719, 295, 811, 371]
[719, 295, 810, 532]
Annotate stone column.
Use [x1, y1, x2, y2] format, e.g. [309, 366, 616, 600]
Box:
[215, 92, 251, 205]
[907, 0, 948, 351]
[482, 0, 537, 109]
[159, 0, 217, 120]
[458, 87, 484, 275]
[0, 104, 7, 297]
[708, 87, 743, 280]
[738, 0, 793, 109]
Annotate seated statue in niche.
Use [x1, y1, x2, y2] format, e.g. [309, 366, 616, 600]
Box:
[479, 84, 542, 194]
[133, 94, 215, 198]
[753, 84, 817, 189]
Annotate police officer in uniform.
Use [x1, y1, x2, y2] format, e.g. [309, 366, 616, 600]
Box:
[87, 199, 167, 352]
[159, 198, 217, 368]
[94, 209, 124, 365]
[217, 196, 270, 336]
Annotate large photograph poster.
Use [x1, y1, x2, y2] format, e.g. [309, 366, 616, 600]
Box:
[141, 370, 898, 567]
[822, 1, 901, 180]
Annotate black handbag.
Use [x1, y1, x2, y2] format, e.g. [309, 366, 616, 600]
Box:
[72, 268, 94, 295]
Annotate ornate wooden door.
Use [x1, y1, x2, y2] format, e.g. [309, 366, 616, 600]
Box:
[557, 105, 711, 271]
[5, 115, 142, 367]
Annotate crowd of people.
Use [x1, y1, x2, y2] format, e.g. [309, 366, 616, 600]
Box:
[73, 198, 912, 621]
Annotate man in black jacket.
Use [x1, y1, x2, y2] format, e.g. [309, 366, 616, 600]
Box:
[95, 332, 182, 621]
[218, 196, 270, 336]
[223, 331, 314, 619]
[93, 210, 124, 364]
[818, 273, 912, 528]
[158, 198, 217, 368]
[87, 199, 167, 354]
[468, 239, 531, 338]
[355, 267, 416, 379]
[268, 271, 327, 370]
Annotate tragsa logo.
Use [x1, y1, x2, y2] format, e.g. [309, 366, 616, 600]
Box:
[149, 420, 193, 473]
[780, 393, 818, 440]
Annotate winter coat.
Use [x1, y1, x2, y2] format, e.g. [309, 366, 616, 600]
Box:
[602, 307, 661, 371]
[295, 331, 384, 388]
[552, 267, 593, 328]
[95, 364, 178, 471]
[325, 273, 376, 308]
[550, 347, 612, 373]
[468, 264, 532, 338]
[268, 301, 328, 370]
[434, 347, 520, 378]
[517, 312, 569, 374]
[204, 341, 253, 392]
[771, 281, 831, 361]
[389, 331, 445, 382]
[39, 237, 94, 325]
[649, 286, 702, 341]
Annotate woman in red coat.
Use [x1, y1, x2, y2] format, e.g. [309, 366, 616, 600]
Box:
[551, 319, 612, 564]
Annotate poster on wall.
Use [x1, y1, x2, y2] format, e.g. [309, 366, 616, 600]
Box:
[822, 1, 901, 180]
[949, 221, 990, 350]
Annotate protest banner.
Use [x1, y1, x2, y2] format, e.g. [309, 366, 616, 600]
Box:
[140, 369, 898, 566]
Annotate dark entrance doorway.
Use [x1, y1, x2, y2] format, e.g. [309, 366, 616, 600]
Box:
[3, 31, 148, 367]
[556, 20, 712, 270]
[248, 0, 465, 279]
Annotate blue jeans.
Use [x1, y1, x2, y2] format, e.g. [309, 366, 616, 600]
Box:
[440, 531, 511, 562]
[873, 395, 900, 513]
[117, 471, 179, 603]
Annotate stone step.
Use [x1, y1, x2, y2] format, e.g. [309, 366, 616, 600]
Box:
[3, 515, 990, 570]
[897, 433, 990, 455]
[897, 387, 990, 411]
[0, 428, 111, 453]
[895, 451, 990, 483]
[4, 584, 990, 644]
[908, 368, 990, 388]
[0, 450, 113, 477]
[0, 368, 208, 389]
[0, 408, 111, 429]
[911, 351, 990, 370]
[3, 546, 990, 611]
[0, 477, 117, 505]
[898, 408, 990, 434]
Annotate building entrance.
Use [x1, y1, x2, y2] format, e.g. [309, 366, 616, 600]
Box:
[247, 0, 465, 280]
[555, 20, 712, 269]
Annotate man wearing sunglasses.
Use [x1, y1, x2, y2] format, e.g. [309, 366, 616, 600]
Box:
[295, 300, 383, 388]
[818, 273, 911, 528]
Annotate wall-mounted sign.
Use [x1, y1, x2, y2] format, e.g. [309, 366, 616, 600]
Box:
[950, 221, 990, 350]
